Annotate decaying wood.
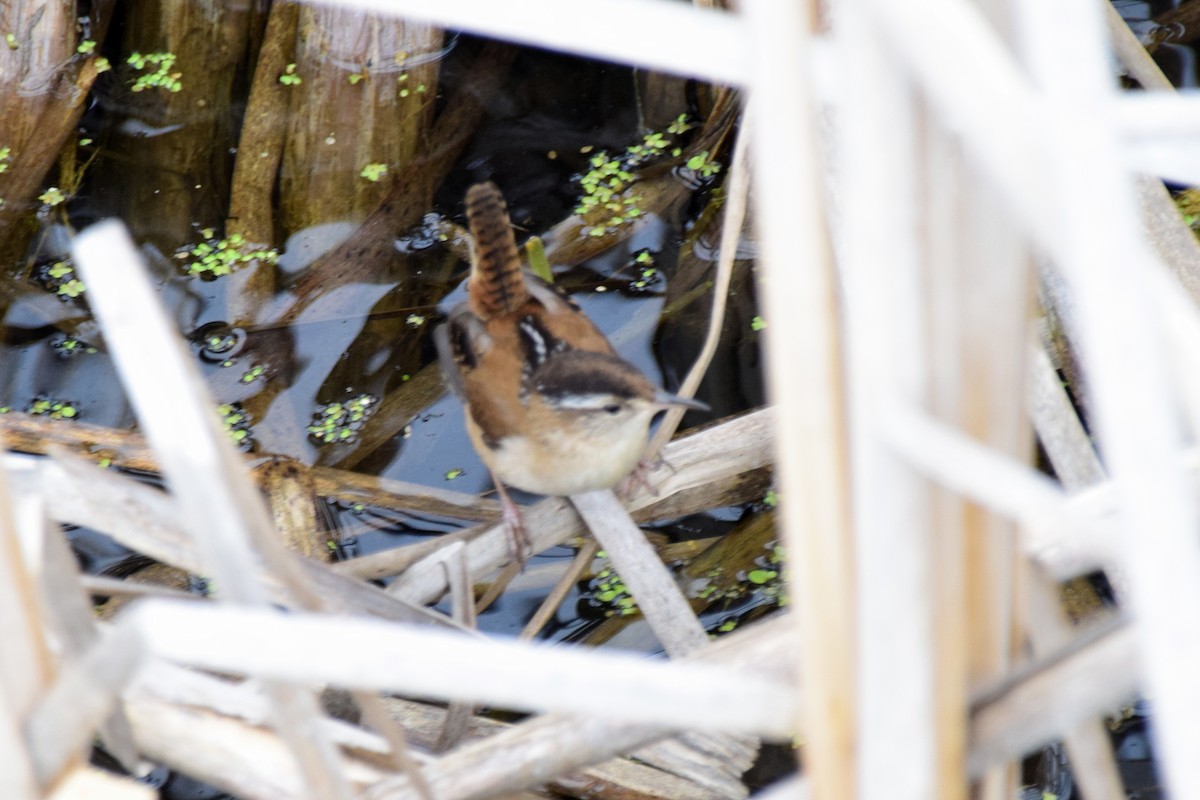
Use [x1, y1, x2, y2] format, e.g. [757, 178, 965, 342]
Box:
[264, 41, 515, 331]
[101, 0, 256, 247]
[279, 8, 441, 234]
[1023, 572, 1126, 800]
[18, 447, 458, 628]
[0, 2, 107, 257]
[0, 466, 47, 797]
[382, 697, 730, 800]
[648, 109, 754, 457]
[0, 412, 500, 522]
[226, 0, 300, 247]
[125, 600, 793, 740]
[256, 456, 327, 559]
[571, 490, 709, 656]
[542, 89, 739, 268]
[32, 515, 139, 777]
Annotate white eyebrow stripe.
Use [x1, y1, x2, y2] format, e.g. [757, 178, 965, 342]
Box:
[548, 393, 620, 410]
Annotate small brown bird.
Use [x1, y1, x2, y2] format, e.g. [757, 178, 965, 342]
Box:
[435, 182, 706, 560]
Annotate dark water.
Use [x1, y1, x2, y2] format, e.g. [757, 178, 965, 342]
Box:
[1, 19, 762, 635]
[2, 11, 773, 796]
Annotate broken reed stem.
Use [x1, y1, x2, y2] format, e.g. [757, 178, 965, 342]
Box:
[74, 221, 357, 800]
[520, 539, 598, 640]
[569, 490, 709, 657]
[646, 109, 752, 458]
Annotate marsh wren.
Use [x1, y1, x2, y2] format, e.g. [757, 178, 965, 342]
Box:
[434, 182, 707, 560]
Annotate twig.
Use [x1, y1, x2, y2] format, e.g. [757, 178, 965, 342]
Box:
[569, 491, 707, 657]
[520, 540, 598, 640]
[646, 105, 752, 459]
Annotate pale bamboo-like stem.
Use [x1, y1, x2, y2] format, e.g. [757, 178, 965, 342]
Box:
[968, 615, 1137, 776]
[47, 769, 154, 800]
[1014, 1, 1200, 796]
[519, 539, 597, 640]
[1024, 571, 1126, 800]
[742, 3, 854, 800]
[126, 599, 797, 738]
[834, 2, 937, 795]
[301, 0, 749, 84]
[1027, 343, 1106, 489]
[1104, 1, 1173, 91]
[880, 407, 1065, 524]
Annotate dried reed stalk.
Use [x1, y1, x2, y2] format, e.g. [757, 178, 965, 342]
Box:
[306, 0, 748, 84]
[742, 3, 852, 799]
[73, 221, 356, 799]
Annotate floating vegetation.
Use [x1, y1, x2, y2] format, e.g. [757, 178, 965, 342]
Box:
[739, 542, 787, 607]
[26, 395, 78, 420]
[36, 260, 86, 300]
[51, 335, 97, 359]
[218, 403, 254, 450]
[128, 51, 182, 93]
[360, 162, 388, 182]
[579, 556, 639, 618]
[307, 394, 378, 444]
[177, 230, 279, 278]
[627, 249, 662, 293]
[684, 150, 721, 180]
[39, 187, 66, 207]
[278, 63, 301, 86]
[194, 322, 247, 363]
[574, 114, 696, 238]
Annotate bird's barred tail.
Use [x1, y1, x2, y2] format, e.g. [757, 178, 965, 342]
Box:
[466, 181, 527, 319]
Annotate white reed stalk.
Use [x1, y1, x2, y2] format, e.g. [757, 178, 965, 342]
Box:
[307, 0, 750, 85]
[72, 221, 357, 800]
[126, 599, 798, 738]
[569, 489, 708, 657]
[833, 0, 936, 794]
[0, 458, 45, 798]
[879, 406, 1066, 525]
[1014, 0, 1200, 796]
[742, 0, 853, 798]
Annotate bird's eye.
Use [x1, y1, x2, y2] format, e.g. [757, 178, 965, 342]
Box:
[603, 403, 622, 415]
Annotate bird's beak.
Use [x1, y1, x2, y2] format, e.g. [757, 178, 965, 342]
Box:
[652, 388, 710, 412]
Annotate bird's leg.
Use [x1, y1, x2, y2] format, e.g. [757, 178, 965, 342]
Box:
[618, 454, 676, 500]
[491, 474, 531, 564]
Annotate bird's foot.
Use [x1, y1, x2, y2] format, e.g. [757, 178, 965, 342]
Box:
[493, 477, 531, 565]
[618, 455, 675, 501]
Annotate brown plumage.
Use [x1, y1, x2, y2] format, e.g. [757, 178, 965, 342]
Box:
[435, 182, 708, 562]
